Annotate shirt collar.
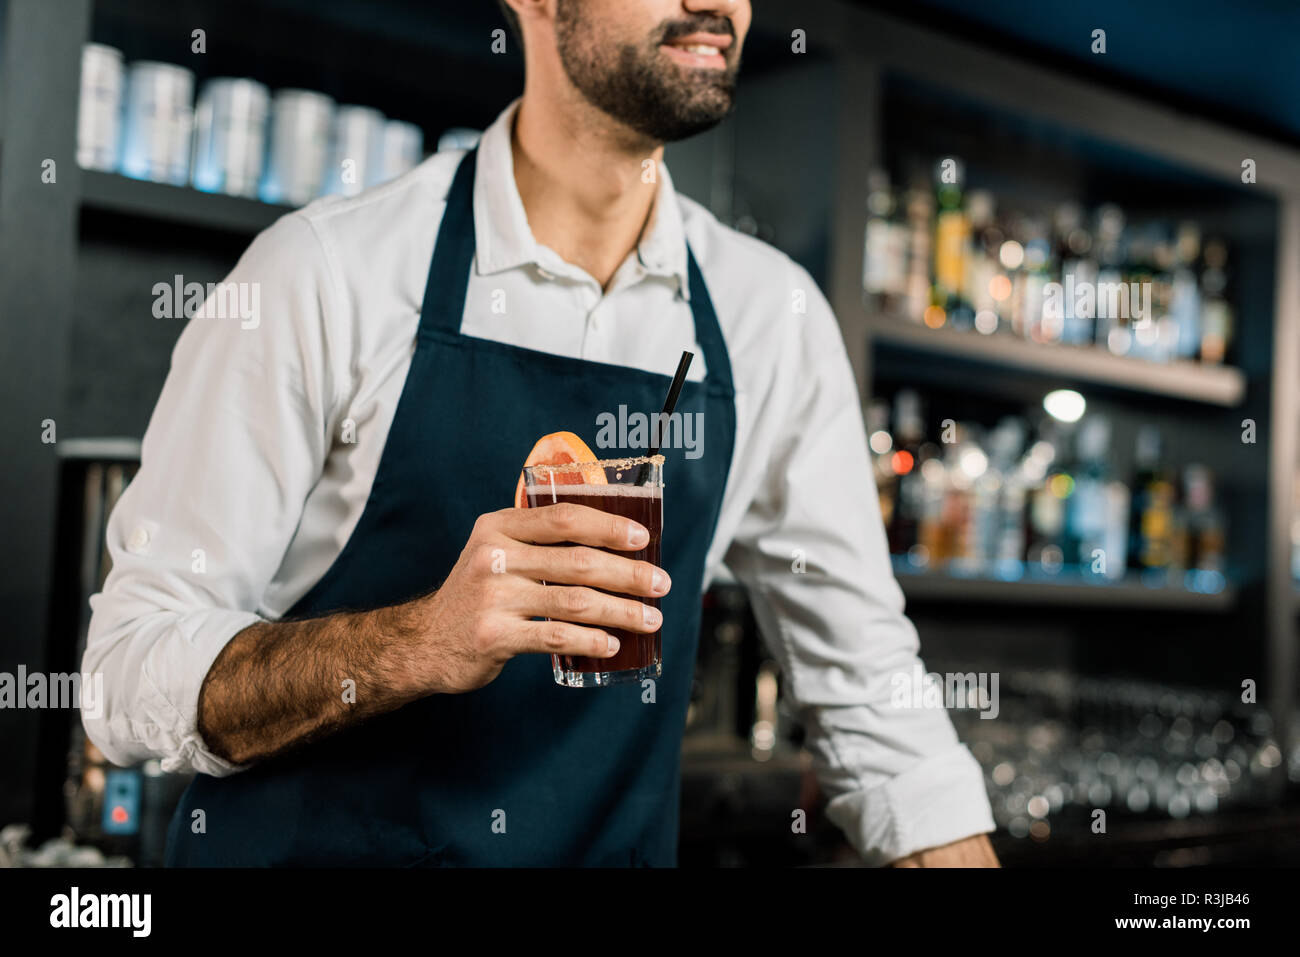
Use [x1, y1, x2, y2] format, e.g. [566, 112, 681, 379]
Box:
[472, 99, 691, 299]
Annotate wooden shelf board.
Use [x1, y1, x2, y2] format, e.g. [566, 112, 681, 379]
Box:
[867, 317, 1247, 407]
[79, 170, 293, 235]
[896, 566, 1236, 611]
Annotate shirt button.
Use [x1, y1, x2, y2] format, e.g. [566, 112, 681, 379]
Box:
[127, 526, 151, 554]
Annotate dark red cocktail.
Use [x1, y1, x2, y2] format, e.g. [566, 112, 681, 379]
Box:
[523, 456, 664, 687]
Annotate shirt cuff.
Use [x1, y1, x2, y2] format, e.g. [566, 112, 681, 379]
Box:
[137, 608, 264, 777]
[823, 745, 996, 866]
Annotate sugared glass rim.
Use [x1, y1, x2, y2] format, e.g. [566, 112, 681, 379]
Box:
[522, 453, 664, 476]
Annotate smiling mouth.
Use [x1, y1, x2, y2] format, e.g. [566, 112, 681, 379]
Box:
[661, 33, 731, 70]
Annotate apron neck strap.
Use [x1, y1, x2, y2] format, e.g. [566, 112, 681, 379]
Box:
[684, 246, 734, 394]
[419, 146, 480, 331]
[418, 146, 735, 395]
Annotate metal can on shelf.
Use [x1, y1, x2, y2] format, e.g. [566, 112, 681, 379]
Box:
[260, 89, 335, 206]
[76, 43, 125, 172]
[192, 77, 271, 198]
[321, 105, 386, 198]
[120, 61, 195, 185]
[370, 118, 424, 187]
[437, 127, 482, 152]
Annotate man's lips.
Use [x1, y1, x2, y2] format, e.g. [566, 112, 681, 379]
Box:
[661, 31, 732, 70]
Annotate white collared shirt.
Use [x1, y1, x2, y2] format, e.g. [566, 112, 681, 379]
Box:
[83, 99, 994, 864]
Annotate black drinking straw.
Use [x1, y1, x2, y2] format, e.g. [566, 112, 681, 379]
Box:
[636, 350, 694, 485]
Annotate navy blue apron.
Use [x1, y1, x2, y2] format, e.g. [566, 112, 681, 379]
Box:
[166, 148, 737, 866]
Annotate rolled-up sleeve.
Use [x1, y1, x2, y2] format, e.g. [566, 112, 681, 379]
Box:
[82, 212, 338, 777]
[723, 264, 994, 865]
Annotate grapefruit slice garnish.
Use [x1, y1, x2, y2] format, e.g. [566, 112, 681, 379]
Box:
[514, 431, 607, 508]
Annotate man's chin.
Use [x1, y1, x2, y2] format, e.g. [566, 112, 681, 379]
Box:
[662, 58, 738, 89]
[647, 108, 732, 143]
[654, 76, 736, 131]
[566, 58, 736, 142]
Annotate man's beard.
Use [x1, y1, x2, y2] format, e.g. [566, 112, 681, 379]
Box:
[555, 3, 738, 142]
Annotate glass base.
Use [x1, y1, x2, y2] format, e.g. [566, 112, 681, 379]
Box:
[554, 661, 662, 688]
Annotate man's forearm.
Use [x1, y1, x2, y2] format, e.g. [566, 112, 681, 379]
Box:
[890, 834, 1000, 867]
[197, 598, 427, 766]
[195, 504, 663, 768]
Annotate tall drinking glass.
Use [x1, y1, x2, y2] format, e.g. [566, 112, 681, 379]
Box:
[523, 455, 664, 688]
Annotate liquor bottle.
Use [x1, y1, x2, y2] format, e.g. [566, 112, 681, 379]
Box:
[1199, 238, 1233, 364]
[1020, 218, 1054, 344]
[967, 417, 1018, 572]
[904, 185, 935, 323]
[963, 190, 1000, 335]
[889, 389, 925, 555]
[917, 446, 951, 568]
[946, 423, 987, 572]
[1053, 203, 1097, 347]
[1169, 221, 1203, 360]
[1125, 221, 1160, 361]
[912, 437, 945, 567]
[1129, 426, 1175, 572]
[1148, 223, 1180, 362]
[969, 454, 1001, 571]
[978, 195, 1011, 334]
[989, 417, 1028, 576]
[931, 165, 971, 329]
[1065, 416, 1130, 579]
[1182, 465, 1225, 574]
[1001, 216, 1031, 338]
[1094, 204, 1128, 355]
[1025, 428, 1069, 573]
[862, 169, 908, 315]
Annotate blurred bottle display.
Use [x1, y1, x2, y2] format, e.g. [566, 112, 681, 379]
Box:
[76, 44, 125, 172]
[192, 78, 271, 198]
[867, 391, 1227, 590]
[862, 166, 1236, 366]
[945, 668, 1285, 840]
[260, 89, 336, 205]
[75, 43, 429, 203]
[375, 120, 426, 187]
[119, 60, 195, 185]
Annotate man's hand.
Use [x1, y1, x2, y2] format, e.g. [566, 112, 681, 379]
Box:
[198, 502, 670, 765]
[406, 503, 671, 695]
[890, 834, 1000, 867]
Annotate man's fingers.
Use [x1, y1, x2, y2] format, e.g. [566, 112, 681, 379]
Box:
[510, 620, 620, 659]
[506, 543, 669, 597]
[498, 502, 649, 550]
[531, 584, 662, 633]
